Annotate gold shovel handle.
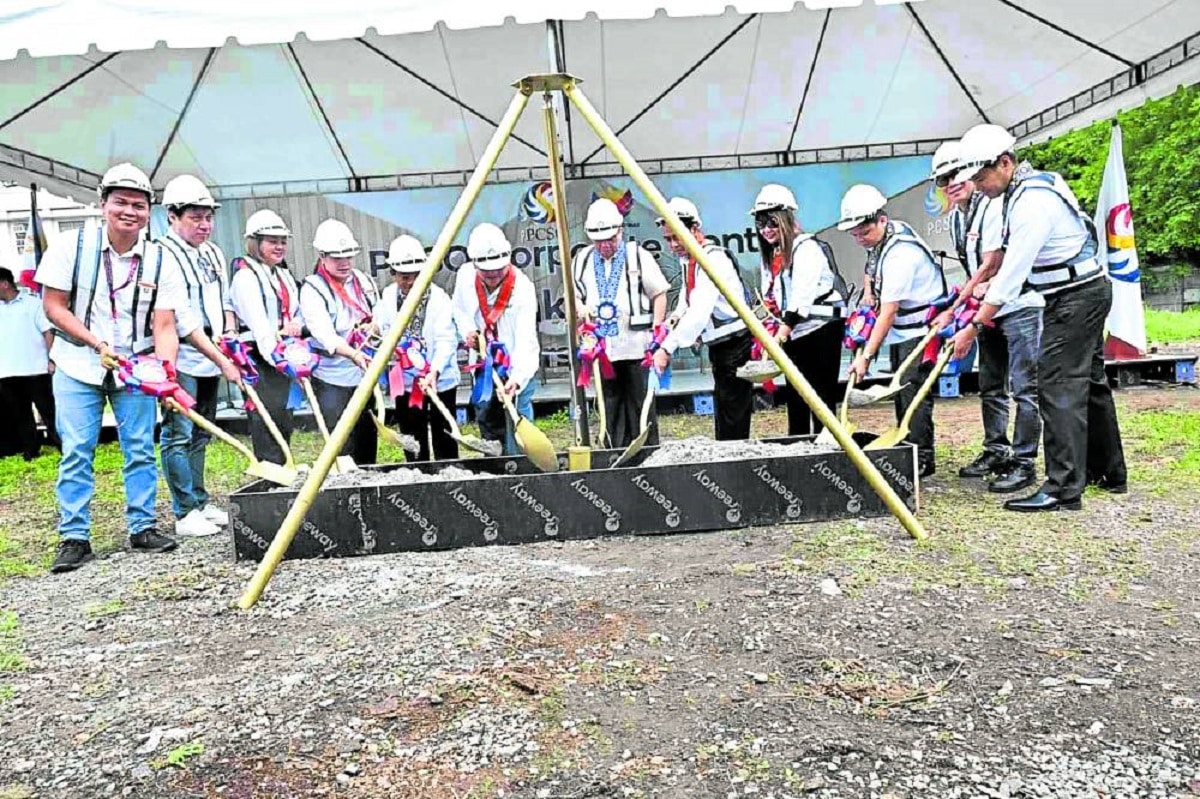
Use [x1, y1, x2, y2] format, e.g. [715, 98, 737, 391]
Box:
[241, 383, 295, 468]
[164, 397, 258, 463]
[897, 343, 954, 430]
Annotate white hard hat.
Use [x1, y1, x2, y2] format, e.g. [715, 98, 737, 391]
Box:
[161, 174, 220, 210]
[955, 124, 1018, 183]
[313, 219, 361, 258]
[244, 209, 291, 238]
[837, 184, 888, 231]
[749, 184, 798, 215]
[387, 234, 427, 273]
[98, 163, 153, 202]
[467, 223, 512, 271]
[654, 197, 702, 228]
[584, 198, 623, 241]
[929, 141, 964, 181]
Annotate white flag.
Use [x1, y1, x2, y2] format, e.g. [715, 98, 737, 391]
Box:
[1094, 122, 1146, 356]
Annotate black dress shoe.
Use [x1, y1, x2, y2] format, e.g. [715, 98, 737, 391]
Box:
[959, 450, 1008, 478]
[1089, 476, 1128, 494]
[919, 458, 936, 478]
[1004, 490, 1082, 513]
[989, 463, 1037, 493]
[130, 530, 178, 553]
[50, 539, 94, 573]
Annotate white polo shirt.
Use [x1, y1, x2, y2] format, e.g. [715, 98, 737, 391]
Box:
[35, 227, 188, 387]
[159, 230, 230, 378]
[0, 291, 52, 378]
[451, 264, 541, 391]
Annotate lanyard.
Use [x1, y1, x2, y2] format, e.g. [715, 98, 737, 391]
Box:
[103, 249, 141, 322]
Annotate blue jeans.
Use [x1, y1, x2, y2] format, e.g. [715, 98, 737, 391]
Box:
[977, 306, 1043, 466]
[160, 373, 219, 518]
[474, 380, 537, 457]
[54, 370, 159, 542]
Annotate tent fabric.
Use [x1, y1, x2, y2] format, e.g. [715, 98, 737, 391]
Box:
[1, 0, 1197, 202]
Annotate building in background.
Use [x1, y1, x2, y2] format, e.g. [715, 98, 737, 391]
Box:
[0, 185, 102, 270]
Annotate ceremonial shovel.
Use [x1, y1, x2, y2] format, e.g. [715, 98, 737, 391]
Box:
[427, 390, 502, 457]
[846, 324, 942, 407]
[815, 373, 858, 448]
[479, 339, 558, 472]
[300, 377, 360, 474]
[610, 369, 658, 468]
[864, 343, 954, 451]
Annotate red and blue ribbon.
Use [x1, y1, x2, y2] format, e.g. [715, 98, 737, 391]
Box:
[270, 337, 320, 410]
[467, 339, 512, 404]
[576, 320, 615, 389]
[114, 355, 196, 411]
[393, 336, 431, 408]
[640, 322, 672, 369]
[843, 307, 877, 351]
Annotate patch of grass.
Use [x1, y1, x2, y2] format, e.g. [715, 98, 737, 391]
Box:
[85, 598, 126, 618]
[152, 741, 204, 770]
[1120, 409, 1200, 493]
[0, 684, 14, 704]
[1144, 307, 1200, 345]
[0, 611, 27, 674]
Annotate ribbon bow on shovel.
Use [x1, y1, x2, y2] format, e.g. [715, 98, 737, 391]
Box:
[111, 354, 296, 486]
[218, 336, 298, 470]
[577, 320, 615, 448]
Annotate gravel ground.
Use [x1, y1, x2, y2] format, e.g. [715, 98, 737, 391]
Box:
[1, 389, 1198, 798]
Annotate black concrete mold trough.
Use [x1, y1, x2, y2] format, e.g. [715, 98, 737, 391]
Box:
[229, 437, 919, 562]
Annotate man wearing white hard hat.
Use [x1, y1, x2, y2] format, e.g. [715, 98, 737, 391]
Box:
[950, 124, 1126, 512]
[928, 143, 1045, 494]
[35, 163, 190, 572]
[840, 184, 947, 477]
[750, 184, 847, 436]
[451, 223, 540, 456]
[651, 197, 754, 441]
[299, 219, 379, 464]
[572, 198, 670, 448]
[228, 208, 304, 465]
[376, 234, 460, 462]
[155, 175, 243, 538]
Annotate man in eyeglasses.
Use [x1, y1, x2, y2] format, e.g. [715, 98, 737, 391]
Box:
[573, 198, 670, 448]
[929, 143, 1045, 495]
[156, 174, 242, 538]
[949, 124, 1126, 512]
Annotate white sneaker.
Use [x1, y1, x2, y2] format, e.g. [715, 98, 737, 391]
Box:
[200, 503, 229, 526]
[175, 509, 221, 538]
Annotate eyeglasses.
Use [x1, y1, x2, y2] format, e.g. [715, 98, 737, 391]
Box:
[935, 173, 954, 189]
[754, 216, 779, 231]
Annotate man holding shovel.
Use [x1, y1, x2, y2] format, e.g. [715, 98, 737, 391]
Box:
[452, 223, 540, 457]
[840, 184, 947, 478]
[37, 164, 191, 573]
[156, 175, 244, 538]
[928, 144, 1044, 494]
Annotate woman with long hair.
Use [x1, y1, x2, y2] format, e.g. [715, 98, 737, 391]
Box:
[752, 184, 847, 435]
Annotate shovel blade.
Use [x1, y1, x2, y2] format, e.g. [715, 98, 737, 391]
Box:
[457, 434, 502, 457]
[864, 430, 905, 451]
[514, 419, 559, 472]
[246, 461, 299, 487]
[847, 383, 906, 407]
[611, 428, 650, 468]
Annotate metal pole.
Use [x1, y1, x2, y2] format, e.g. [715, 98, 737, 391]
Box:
[540, 90, 590, 449]
[562, 83, 928, 542]
[236, 89, 535, 609]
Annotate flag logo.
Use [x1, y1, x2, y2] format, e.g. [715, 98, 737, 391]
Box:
[1105, 203, 1139, 282]
[591, 187, 635, 216]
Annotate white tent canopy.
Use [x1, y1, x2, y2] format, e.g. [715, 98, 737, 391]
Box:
[1, 0, 1197, 201]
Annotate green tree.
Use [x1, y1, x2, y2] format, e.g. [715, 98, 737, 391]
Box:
[1023, 83, 1200, 263]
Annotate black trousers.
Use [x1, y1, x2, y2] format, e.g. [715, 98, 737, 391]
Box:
[0, 373, 59, 458]
[599, 360, 658, 450]
[778, 320, 843, 436]
[890, 336, 936, 464]
[1039, 277, 1126, 499]
[311, 378, 378, 466]
[708, 331, 753, 441]
[395, 386, 459, 462]
[247, 354, 296, 466]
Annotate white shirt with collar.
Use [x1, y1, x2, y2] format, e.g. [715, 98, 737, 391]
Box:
[159, 230, 229, 378]
[227, 257, 304, 362]
[377, 282, 460, 394]
[451, 263, 540, 391]
[35, 227, 187, 387]
[762, 235, 842, 340]
[952, 196, 1043, 319]
[299, 269, 378, 388]
[0, 290, 52, 378]
[573, 241, 670, 361]
[875, 241, 945, 346]
[986, 177, 1100, 307]
[662, 245, 747, 353]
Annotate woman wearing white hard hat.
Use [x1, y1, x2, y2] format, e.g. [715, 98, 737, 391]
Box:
[376, 235, 460, 462]
[450, 223, 540, 456]
[750, 184, 847, 436]
[299, 218, 380, 464]
[839, 184, 947, 478]
[228, 208, 304, 465]
[572, 197, 670, 448]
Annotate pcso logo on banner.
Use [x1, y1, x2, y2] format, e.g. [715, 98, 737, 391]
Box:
[521, 181, 556, 224]
[1105, 203, 1139, 283]
[924, 184, 951, 217]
